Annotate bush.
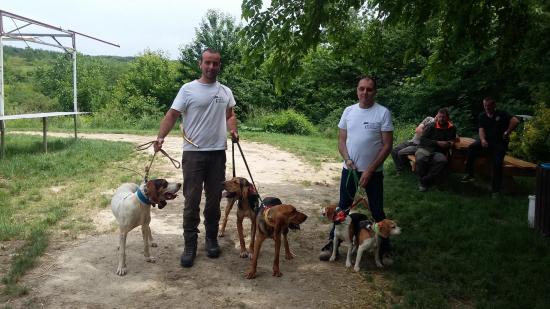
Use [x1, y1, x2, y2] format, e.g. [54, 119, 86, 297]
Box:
[253, 109, 317, 135]
[317, 107, 344, 138]
[509, 105, 550, 163]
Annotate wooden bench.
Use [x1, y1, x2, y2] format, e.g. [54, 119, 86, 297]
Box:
[406, 137, 537, 178]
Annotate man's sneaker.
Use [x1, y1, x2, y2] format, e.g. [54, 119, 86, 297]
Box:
[418, 184, 427, 192]
[461, 175, 474, 183]
[205, 237, 220, 258]
[319, 240, 340, 261]
[180, 245, 197, 268]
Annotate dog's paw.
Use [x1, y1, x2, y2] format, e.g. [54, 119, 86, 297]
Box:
[218, 232, 224, 237]
[329, 255, 336, 262]
[345, 262, 352, 268]
[354, 266, 361, 272]
[116, 266, 127, 276]
[151, 242, 158, 248]
[376, 262, 384, 268]
[382, 255, 394, 266]
[272, 268, 282, 277]
[285, 251, 295, 260]
[239, 251, 249, 258]
[245, 271, 256, 279]
[145, 256, 156, 263]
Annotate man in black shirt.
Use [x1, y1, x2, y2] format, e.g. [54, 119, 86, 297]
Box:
[461, 97, 520, 196]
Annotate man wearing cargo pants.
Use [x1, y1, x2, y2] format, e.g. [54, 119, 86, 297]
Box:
[154, 48, 238, 268]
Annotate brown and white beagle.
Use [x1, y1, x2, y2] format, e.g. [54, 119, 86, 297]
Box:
[323, 204, 401, 271]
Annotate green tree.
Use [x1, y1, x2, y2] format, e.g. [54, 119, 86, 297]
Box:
[35, 53, 112, 112]
[103, 50, 180, 120]
[179, 9, 242, 82]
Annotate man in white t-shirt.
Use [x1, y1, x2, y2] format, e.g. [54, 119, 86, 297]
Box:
[154, 48, 238, 268]
[319, 77, 394, 262]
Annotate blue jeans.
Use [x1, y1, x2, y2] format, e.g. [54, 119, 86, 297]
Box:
[329, 168, 385, 240]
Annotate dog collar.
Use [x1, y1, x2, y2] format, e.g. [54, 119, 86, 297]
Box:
[333, 210, 346, 224]
[136, 188, 151, 205]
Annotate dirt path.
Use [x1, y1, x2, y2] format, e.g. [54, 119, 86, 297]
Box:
[5, 132, 393, 308]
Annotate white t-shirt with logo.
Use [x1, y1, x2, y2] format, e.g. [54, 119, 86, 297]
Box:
[171, 80, 236, 151]
[338, 102, 393, 172]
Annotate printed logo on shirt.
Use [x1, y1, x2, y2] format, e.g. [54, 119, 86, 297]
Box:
[363, 121, 381, 130]
[212, 95, 227, 104]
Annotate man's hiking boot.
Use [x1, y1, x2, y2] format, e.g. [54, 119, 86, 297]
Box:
[461, 175, 474, 183]
[180, 243, 197, 268]
[319, 240, 340, 261]
[205, 237, 221, 258]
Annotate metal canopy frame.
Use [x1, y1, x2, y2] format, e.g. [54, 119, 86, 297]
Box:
[0, 10, 119, 158]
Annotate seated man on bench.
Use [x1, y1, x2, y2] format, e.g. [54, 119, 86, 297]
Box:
[391, 115, 434, 175]
[416, 108, 458, 192]
[461, 97, 520, 197]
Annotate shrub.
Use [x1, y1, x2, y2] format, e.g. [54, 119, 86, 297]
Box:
[509, 105, 550, 163]
[255, 109, 317, 135]
[317, 107, 344, 138]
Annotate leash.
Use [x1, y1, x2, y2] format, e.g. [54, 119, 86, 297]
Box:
[117, 166, 145, 179]
[135, 140, 181, 182]
[345, 169, 369, 212]
[232, 140, 263, 203]
[330, 168, 373, 223]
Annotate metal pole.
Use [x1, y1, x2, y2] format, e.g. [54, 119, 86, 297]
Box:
[72, 34, 78, 139]
[42, 117, 47, 153]
[1, 18, 5, 159]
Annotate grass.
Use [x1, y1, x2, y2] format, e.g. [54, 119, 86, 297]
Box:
[383, 170, 548, 308]
[0, 134, 137, 296]
[240, 131, 340, 167]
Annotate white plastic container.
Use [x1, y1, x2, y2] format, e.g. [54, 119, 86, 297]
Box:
[528, 195, 536, 228]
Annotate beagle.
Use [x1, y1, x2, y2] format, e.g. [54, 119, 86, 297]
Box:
[354, 218, 401, 270]
[323, 204, 368, 269]
[219, 177, 260, 258]
[110, 179, 181, 276]
[323, 204, 401, 271]
[246, 201, 307, 279]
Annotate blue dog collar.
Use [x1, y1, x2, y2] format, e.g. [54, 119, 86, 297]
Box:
[136, 188, 151, 205]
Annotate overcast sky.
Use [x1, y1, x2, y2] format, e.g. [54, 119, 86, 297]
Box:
[1, 0, 248, 59]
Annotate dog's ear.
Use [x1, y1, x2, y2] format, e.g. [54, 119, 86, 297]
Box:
[377, 220, 391, 238]
[146, 181, 159, 204]
[240, 178, 249, 199]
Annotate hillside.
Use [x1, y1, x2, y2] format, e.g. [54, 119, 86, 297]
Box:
[2, 46, 133, 115]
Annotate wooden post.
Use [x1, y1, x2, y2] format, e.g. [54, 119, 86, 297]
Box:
[42, 117, 47, 153]
[0, 120, 4, 159]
